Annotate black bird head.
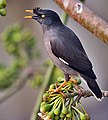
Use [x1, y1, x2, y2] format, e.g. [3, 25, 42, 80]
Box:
[25, 7, 62, 26]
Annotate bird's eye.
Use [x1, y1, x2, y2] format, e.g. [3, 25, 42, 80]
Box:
[41, 14, 45, 18]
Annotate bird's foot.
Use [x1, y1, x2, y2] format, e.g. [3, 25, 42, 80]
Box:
[73, 83, 83, 96]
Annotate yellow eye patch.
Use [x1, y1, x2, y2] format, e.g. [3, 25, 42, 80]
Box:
[41, 14, 45, 18]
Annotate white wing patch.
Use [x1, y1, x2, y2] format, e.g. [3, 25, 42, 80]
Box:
[59, 57, 69, 65]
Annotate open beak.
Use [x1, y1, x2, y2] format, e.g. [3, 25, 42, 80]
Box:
[24, 9, 34, 19]
[25, 10, 33, 13]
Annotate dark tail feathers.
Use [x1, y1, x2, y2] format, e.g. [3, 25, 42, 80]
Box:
[86, 78, 102, 99]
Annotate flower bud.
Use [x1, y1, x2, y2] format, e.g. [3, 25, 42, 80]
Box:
[60, 112, 65, 118]
[54, 102, 61, 115]
[57, 77, 64, 83]
[61, 106, 68, 114]
[0, 8, 6, 16]
[47, 110, 54, 119]
[49, 84, 55, 89]
[80, 113, 87, 120]
[54, 115, 59, 120]
[40, 102, 46, 107]
[66, 112, 72, 118]
[0, 0, 6, 9]
[40, 104, 52, 113]
[43, 92, 49, 101]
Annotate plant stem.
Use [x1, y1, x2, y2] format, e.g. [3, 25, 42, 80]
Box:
[30, 63, 54, 120]
[61, 12, 69, 24]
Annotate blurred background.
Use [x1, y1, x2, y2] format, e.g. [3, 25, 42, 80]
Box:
[0, 0, 108, 120]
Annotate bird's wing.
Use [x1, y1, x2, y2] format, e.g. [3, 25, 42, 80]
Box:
[50, 31, 96, 79]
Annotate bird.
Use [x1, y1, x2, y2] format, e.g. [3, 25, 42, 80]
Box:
[25, 7, 102, 100]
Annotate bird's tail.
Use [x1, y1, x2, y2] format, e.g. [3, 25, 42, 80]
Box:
[80, 75, 102, 100]
[87, 78, 102, 100]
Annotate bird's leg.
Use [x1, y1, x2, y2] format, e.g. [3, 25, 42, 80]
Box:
[69, 73, 79, 84]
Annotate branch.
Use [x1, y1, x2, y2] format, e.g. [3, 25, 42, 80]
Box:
[82, 89, 108, 98]
[54, 0, 108, 44]
[66, 89, 108, 98]
[65, 89, 108, 108]
[0, 66, 34, 104]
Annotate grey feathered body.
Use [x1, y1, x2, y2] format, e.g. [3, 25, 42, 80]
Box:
[43, 25, 78, 76]
[43, 25, 95, 78]
[43, 24, 102, 99]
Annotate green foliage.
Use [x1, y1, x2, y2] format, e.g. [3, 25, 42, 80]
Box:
[29, 73, 43, 88]
[39, 77, 90, 120]
[0, 23, 37, 89]
[30, 59, 64, 88]
[0, 62, 20, 88]
[0, 0, 6, 9]
[0, 0, 7, 16]
[2, 23, 35, 59]
[50, 62, 64, 83]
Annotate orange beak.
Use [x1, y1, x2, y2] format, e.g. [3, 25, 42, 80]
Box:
[24, 16, 32, 19]
[24, 9, 33, 19]
[25, 9, 33, 13]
